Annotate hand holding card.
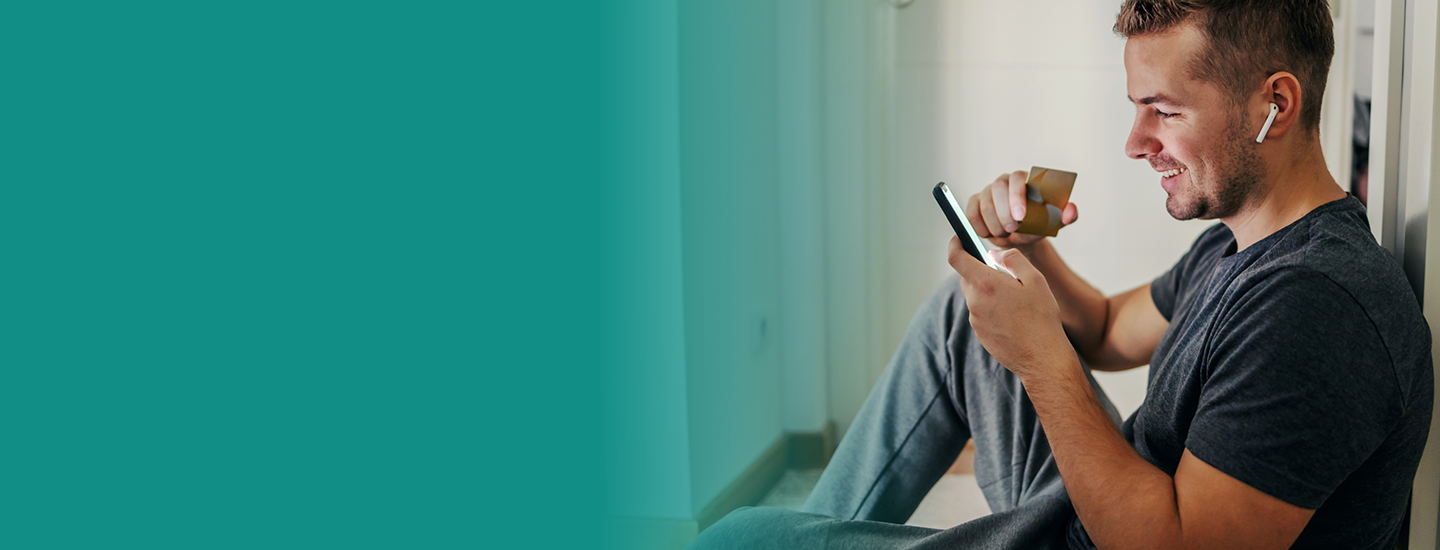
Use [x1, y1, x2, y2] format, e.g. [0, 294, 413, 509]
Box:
[1014, 166, 1077, 237]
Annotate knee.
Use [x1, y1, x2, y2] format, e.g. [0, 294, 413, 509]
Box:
[923, 274, 967, 321]
[684, 507, 800, 550]
[907, 274, 970, 342]
[934, 273, 963, 303]
[686, 507, 759, 550]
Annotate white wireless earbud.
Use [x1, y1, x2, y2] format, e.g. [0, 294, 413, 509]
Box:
[1255, 103, 1279, 143]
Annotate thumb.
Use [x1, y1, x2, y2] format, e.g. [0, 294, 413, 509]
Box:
[1061, 203, 1079, 226]
[948, 235, 986, 279]
[993, 249, 1043, 284]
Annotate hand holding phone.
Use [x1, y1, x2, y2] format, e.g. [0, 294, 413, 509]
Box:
[934, 182, 1004, 272]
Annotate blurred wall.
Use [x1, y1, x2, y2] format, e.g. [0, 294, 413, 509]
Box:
[606, 0, 896, 532]
[605, 0, 787, 529]
[820, 0, 896, 439]
[778, 0, 830, 435]
[607, 0, 794, 530]
[677, 0, 787, 517]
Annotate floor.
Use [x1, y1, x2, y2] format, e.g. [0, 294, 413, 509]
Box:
[756, 443, 991, 529]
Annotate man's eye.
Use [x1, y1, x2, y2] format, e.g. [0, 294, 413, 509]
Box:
[1157, 110, 1178, 118]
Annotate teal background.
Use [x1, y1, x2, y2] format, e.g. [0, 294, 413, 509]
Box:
[2, 1, 868, 547]
[5, 2, 608, 548]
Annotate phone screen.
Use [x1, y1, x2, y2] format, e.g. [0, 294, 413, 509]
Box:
[933, 182, 1001, 271]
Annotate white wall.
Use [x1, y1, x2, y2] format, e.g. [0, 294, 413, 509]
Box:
[1355, 0, 1376, 101]
[677, 0, 787, 516]
[1398, 0, 1433, 298]
[607, 0, 791, 525]
[778, 0, 831, 434]
[822, 0, 892, 438]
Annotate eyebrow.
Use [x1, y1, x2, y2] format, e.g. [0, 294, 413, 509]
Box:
[1127, 93, 1186, 107]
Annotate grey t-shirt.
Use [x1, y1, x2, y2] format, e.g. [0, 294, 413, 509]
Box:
[1068, 196, 1432, 549]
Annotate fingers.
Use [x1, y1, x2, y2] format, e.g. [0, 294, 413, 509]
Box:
[1008, 171, 1028, 222]
[947, 236, 982, 278]
[1061, 203, 1079, 226]
[994, 249, 1043, 284]
[950, 239, 973, 275]
[966, 194, 990, 238]
[972, 174, 1016, 239]
[991, 181, 1017, 233]
[977, 190, 1005, 237]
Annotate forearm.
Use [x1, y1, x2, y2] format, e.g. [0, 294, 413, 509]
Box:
[955, 247, 1296, 550]
[1023, 354, 1185, 550]
[1015, 240, 1109, 359]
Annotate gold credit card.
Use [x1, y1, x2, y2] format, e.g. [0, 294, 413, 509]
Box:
[1015, 166, 1077, 237]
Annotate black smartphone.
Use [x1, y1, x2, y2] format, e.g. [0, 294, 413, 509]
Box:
[933, 182, 1001, 270]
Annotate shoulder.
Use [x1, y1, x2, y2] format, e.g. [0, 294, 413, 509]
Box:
[1221, 266, 1369, 339]
[1235, 199, 1416, 322]
[1219, 266, 1369, 338]
[1222, 206, 1430, 405]
[1260, 202, 1425, 349]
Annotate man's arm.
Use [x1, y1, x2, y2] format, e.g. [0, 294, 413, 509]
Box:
[1025, 354, 1314, 550]
[965, 171, 1167, 370]
[948, 244, 1315, 550]
[1015, 240, 1167, 371]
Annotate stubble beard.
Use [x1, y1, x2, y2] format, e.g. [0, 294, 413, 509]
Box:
[1165, 115, 1265, 221]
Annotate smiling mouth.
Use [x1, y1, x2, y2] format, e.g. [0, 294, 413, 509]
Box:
[1160, 167, 1187, 178]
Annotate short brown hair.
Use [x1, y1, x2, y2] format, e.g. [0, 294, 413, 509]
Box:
[1115, 0, 1334, 131]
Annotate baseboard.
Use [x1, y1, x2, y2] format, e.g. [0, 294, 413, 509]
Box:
[618, 427, 838, 549]
[786, 421, 836, 469]
[695, 434, 789, 530]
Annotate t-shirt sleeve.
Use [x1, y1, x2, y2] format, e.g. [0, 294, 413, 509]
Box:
[1150, 252, 1187, 322]
[1185, 269, 1402, 509]
[1151, 224, 1228, 322]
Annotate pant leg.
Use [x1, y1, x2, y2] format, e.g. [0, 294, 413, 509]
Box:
[805, 275, 1123, 519]
[687, 276, 1124, 549]
[687, 495, 1076, 550]
[963, 301, 1124, 514]
[800, 274, 972, 522]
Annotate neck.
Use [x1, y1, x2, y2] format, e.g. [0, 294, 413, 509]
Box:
[1221, 136, 1348, 251]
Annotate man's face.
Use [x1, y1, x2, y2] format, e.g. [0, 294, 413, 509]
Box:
[1124, 23, 1263, 221]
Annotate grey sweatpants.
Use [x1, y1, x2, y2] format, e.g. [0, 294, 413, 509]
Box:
[686, 275, 1125, 549]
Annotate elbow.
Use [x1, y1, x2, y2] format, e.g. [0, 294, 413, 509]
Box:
[1089, 523, 1188, 550]
[1070, 334, 1113, 371]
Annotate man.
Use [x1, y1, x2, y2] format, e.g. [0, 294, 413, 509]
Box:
[687, 0, 1433, 549]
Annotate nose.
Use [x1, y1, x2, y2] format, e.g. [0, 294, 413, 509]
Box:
[1125, 113, 1160, 160]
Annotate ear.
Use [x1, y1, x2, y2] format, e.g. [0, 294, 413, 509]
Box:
[1257, 72, 1303, 142]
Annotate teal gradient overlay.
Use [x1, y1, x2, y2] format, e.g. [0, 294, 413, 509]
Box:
[603, 1, 802, 546]
[5, 2, 610, 548]
[5, 1, 818, 547]
[673, 0, 786, 517]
